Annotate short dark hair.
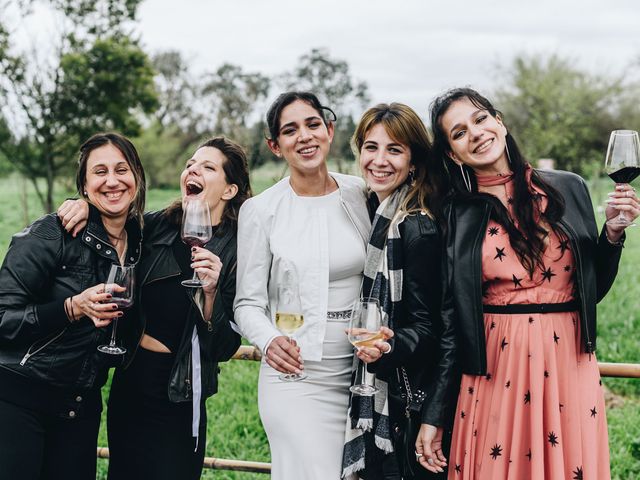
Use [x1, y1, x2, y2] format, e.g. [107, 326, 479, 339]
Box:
[265, 91, 337, 142]
[76, 132, 146, 227]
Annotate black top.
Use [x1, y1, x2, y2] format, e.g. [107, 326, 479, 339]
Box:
[142, 227, 218, 353]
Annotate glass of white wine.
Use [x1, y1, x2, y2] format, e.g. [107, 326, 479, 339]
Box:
[275, 267, 307, 382]
[347, 297, 383, 396]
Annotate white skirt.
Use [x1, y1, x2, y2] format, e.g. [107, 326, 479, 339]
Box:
[258, 317, 353, 480]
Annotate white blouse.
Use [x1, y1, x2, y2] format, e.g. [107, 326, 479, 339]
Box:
[233, 173, 371, 361]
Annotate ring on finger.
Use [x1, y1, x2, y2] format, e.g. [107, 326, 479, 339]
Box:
[415, 451, 423, 459]
[427, 457, 434, 465]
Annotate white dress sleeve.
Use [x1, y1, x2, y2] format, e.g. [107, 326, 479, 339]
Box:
[233, 198, 280, 353]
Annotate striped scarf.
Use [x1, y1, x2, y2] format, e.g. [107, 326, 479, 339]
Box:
[342, 185, 409, 479]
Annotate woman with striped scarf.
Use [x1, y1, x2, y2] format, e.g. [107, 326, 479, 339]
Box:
[341, 103, 458, 479]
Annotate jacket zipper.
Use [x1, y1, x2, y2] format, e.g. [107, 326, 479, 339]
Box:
[20, 328, 67, 366]
[558, 220, 593, 357]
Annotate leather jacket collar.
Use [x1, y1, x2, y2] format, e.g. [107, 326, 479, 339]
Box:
[81, 204, 143, 265]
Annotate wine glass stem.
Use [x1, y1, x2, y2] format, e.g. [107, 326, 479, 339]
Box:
[191, 269, 199, 283]
[360, 359, 370, 387]
[109, 318, 119, 347]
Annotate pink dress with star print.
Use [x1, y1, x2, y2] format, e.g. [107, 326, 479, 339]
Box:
[448, 173, 610, 480]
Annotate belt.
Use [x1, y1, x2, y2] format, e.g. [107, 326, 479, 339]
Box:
[327, 310, 352, 320]
[482, 300, 578, 314]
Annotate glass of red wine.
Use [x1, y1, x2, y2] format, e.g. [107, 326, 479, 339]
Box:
[181, 198, 212, 287]
[98, 264, 135, 355]
[605, 130, 640, 227]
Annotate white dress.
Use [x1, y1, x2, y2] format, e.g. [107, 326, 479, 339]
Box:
[236, 183, 367, 480]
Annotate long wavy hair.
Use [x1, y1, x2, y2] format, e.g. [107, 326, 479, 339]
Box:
[352, 102, 447, 220]
[430, 88, 566, 277]
[165, 136, 252, 234]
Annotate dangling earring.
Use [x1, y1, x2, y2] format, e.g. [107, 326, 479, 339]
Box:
[459, 164, 472, 193]
[83, 191, 87, 196]
[505, 134, 512, 166]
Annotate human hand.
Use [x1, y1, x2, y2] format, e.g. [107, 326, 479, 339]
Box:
[191, 247, 222, 296]
[605, 184, 639, 241]
[354, 326, 394, 364]
[57, 199, 89, 238]
[71, 283, 125, 327]
[265, 335, 304, 375]
[415, 424, 447, 474]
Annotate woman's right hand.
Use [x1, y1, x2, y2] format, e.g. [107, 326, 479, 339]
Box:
[69, 283, 124, 327]
[57, 199, 89, 237]
[265, 335, 304, 375]
[415, 424, 447, 474]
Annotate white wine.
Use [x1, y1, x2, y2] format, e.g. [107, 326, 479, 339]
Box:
[276, 312, 304, 336]
[350, 331, 384, 349]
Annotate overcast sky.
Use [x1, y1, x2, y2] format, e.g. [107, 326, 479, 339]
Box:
[12, 0, 640, 118]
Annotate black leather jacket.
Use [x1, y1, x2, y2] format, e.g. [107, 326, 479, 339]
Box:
[368, 213, 458, 429]
[0, 206, 142, 393]
[445, 169, 624, 375]
[123, 210, 241, 403]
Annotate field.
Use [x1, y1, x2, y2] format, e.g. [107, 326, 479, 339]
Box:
[0, 167, 638, 479]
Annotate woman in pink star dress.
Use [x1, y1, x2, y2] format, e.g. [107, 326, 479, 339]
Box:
[425, 87, 640, 480]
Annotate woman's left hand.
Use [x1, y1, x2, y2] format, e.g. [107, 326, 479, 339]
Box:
[191, 247, 222, 296]
[415, 424, 447, 474]
[355, 326, 394, 364]
[605, 183, 640, 241]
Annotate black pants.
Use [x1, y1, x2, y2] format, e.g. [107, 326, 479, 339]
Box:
[0, 397, 100, 480]
[107, 348, 206, 480]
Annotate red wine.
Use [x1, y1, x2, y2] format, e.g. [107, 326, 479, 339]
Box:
[182, 235, 207, 248]
[112, 298, 133, 310]
[608, 166, 640, 184]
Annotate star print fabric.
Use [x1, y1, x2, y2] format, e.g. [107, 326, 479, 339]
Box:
[448, 172, 610, 479]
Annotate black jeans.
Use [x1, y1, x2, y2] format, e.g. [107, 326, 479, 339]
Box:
[107, 348, 206, 480]
[0, 397, 100, 480]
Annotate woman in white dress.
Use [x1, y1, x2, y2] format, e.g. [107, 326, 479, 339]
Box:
[234, 91, 371, 479]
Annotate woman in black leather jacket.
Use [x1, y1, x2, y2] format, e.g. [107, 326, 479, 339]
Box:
[60, 136, 249, 479]
[429, 88, 638, 480]
[341, 103, 457, 480]
[0, 132, 145, 480]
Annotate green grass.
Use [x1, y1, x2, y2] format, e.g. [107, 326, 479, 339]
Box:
[0, 171, 638, 478]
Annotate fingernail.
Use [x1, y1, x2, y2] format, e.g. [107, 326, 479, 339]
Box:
[191, 247, 196, 252]
[191, 255, 195, 261]
[112, 305, 117, 310]
[117, 312, 123, 317]
[106, 294, 112, 299]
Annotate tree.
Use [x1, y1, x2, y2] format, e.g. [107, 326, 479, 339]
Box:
[281, 48, 370, 171]
[0, 35, 157, 211]
[203, 63, 270, 141]
[494, 55, 625, 176]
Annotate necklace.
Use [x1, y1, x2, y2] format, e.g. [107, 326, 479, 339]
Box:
[108, 231, 128, 264]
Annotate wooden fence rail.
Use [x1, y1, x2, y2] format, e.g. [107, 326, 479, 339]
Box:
[97, 345, 639, 474]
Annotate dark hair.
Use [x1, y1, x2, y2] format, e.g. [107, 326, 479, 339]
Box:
[430, 87, 566, 277]
[165, 136, 252, 233]
[76, 132, 146, 227]
[265, 91, 337, 142]
[352, 102, 447, 219]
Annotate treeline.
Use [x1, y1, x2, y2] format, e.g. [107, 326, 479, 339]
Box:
[1, 0, 639, 212]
